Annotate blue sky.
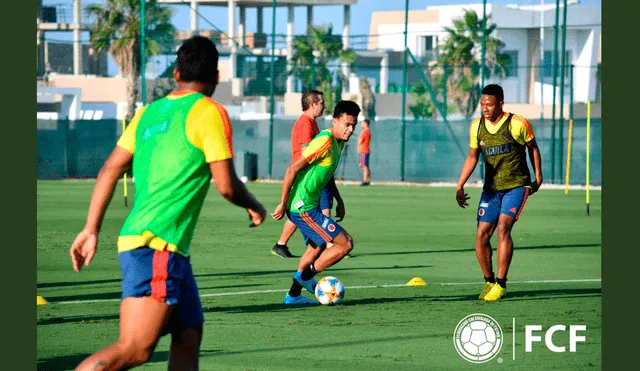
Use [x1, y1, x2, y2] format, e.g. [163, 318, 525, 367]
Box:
[42, 0, 601, 76]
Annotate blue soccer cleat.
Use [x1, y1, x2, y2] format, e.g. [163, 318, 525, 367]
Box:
[292, 271, 317, 294]
[283, 293, 318, 305]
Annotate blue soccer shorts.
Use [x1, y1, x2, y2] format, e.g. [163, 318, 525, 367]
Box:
[287, 208, 344, 248]
[477, 186, 531, 224]
[359, 153, 370, 167]
[119, 246, 204, 335]
[319, 187, 333, 210]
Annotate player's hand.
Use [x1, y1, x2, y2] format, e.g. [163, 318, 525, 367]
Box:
[70, 230, 98, 272]
[271, 203, 286, 221]
[456, 188, 470, 208]
[335, 200, 345, 222]
[530, 178, 543, 195]
[247, 204, 266, 227]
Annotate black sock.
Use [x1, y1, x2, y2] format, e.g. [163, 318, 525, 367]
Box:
[300, 265, 317, 281]
[496, 277, 507, 289]
[289, 281, 302, 297]
[484, 273, 496, 283]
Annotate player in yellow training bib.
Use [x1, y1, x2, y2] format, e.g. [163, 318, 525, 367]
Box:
[455, 84, 543, 302]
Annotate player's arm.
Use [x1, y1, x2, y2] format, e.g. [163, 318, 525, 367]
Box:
[209, 160, 266, 226]
[70, 107, 144, 272]
[70, 146, 132, 272]
[326, 176, 345, 222]
[456, 122, 481, 208]
[271, 155, 310, 220]
[516, 116, 543, 194]
[526, 138, 543, 194]
[456, 147, 480, 208]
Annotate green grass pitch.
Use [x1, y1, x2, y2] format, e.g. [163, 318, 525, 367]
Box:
[37, 181, 601, 370]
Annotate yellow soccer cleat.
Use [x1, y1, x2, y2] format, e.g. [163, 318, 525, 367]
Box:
[478, 282, 496, 300]
[483, 284, 507, 301]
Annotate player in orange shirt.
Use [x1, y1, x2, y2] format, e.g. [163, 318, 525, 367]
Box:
[271, 90, 335, 258]
[358, 119, 372, 186]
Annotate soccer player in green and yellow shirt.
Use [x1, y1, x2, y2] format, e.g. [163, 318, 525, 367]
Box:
[456, 84, 543, 302]
[69, 36, 266, 371]
[271, 100, 361, 304]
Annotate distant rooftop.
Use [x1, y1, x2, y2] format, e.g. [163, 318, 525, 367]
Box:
[158, 0, 357, 6]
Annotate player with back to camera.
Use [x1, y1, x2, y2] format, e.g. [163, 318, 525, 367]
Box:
[68, 36, 266, 370]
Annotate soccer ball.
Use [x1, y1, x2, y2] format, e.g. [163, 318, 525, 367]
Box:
[314, 276, 345, 305]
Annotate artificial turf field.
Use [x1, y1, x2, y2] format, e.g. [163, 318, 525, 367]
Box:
[37, 180, 601, 370]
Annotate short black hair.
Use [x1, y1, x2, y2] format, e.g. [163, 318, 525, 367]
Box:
[176, 36, 219, 83]
[481, 84, 504, 102]
[301, 90, 323, 111]
[333, 100, 361, 118]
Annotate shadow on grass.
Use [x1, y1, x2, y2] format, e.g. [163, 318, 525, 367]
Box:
[37, 351, 173, 371]
[38, 287, 600, 326]
[38, 265, 432, 291]
[43, 284, 272, 303]
[355, 243, 602, 257]
[37, 278, 121, 289]
[195, 264, 432, 279]
[204, 334, 434, 358]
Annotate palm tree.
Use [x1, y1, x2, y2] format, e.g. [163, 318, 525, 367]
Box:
[86, 0, 175, 122]
[290, 24, 357, 115]
[435, 9, 511, 118]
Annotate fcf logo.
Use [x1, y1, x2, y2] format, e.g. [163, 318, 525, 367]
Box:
[525, 325, 586, 352]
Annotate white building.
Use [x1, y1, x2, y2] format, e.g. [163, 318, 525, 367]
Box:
[369, 2, 601, 104]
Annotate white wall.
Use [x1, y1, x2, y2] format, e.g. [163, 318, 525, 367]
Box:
[493, 29, 529, 103]
[371, 4, 600, 104]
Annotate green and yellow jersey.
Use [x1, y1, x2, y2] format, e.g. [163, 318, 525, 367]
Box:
[288, 130, 343, 213]
[469, 112, 535, 192]
[116, 90, 234, 257]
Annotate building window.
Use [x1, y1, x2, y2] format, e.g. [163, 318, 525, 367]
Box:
[503, 51, 518, 77]
[419, 35, 437, 61]
[543, 50, 572, 79]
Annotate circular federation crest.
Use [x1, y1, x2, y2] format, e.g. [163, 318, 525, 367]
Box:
[453, 313, 503, 363]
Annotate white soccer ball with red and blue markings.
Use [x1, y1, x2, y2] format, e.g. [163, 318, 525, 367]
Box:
[315, 276, 345, 305]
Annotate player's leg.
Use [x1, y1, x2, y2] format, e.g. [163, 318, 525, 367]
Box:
[496, 214, 516, 282]
[75, 297, 173, 370]
[168, 326, 203, 371]
[363, 154, 371, 184]
[312, 230, 353, 271]
[272, 220, 297, 258]
[320, 187, 333, 217]
[285, 242, 323, 303]
[298, 243, 324, 272]
[76, 247, 185, 370]
[476, 189, 500, 299]
[287, 208, 347, 299]
[476, 221, 497, 278]
[485, 186, 531, 302]
[168, 259, 205, 371]
[283, 211, 322, 304]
